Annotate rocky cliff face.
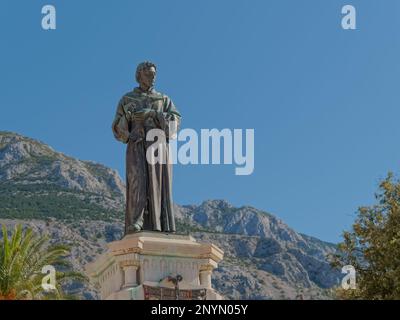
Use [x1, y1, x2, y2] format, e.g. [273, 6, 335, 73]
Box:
[175, 201, 340, 298]
[0, 131, 124, 195]
[0, 131, 125, 220]
[0, 131, 340, 299]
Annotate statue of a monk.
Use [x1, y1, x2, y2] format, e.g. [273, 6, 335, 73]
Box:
[112, 61, 181, 235]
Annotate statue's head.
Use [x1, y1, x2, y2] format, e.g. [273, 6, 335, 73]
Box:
[136, 61, 157, 90]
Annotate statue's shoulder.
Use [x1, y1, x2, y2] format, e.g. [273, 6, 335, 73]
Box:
[122, 90, 141, 100]
[117, 91, 143, 109]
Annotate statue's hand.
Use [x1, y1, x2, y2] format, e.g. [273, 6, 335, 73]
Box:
[125, 102, 138, 121]
[126, 110, 133, 121]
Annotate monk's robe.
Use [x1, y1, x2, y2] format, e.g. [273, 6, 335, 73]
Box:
[112, 87, 181, 234]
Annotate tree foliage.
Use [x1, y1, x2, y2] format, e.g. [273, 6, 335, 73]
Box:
[0, 224, 86, 300]
[331, 173, 400, 299]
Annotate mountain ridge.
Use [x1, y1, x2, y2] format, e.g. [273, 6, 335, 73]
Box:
[0, 131, 340, 299]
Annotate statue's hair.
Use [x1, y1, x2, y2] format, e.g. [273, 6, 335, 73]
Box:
[135, 61, 157, 83]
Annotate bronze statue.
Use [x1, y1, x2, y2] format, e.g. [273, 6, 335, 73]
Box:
[112, 62, 181, 234]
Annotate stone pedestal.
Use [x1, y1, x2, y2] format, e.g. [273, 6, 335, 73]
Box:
[86, 231, 224, 300]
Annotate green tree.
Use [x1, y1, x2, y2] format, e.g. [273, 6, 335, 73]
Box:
[331, 173, 400, 299]
[0, 224, 86, 300]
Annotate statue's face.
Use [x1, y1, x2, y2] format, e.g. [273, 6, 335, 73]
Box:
[139, 66, 156, 89]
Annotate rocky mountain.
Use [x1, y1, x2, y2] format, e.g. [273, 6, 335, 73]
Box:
[0, 131, 125, 221]
[0, 131, 340, 299]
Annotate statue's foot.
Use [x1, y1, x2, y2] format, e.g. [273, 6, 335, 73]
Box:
[127, 224, 142, 234]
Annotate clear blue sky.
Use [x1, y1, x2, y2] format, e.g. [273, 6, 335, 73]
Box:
[1, 1, 400, 243]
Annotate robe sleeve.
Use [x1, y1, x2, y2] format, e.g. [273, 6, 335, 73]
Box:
[163, 97, 181, 140]
[112, 97, 130, 144]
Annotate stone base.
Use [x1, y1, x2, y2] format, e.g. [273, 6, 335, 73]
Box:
[86, 231, 224, 300]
